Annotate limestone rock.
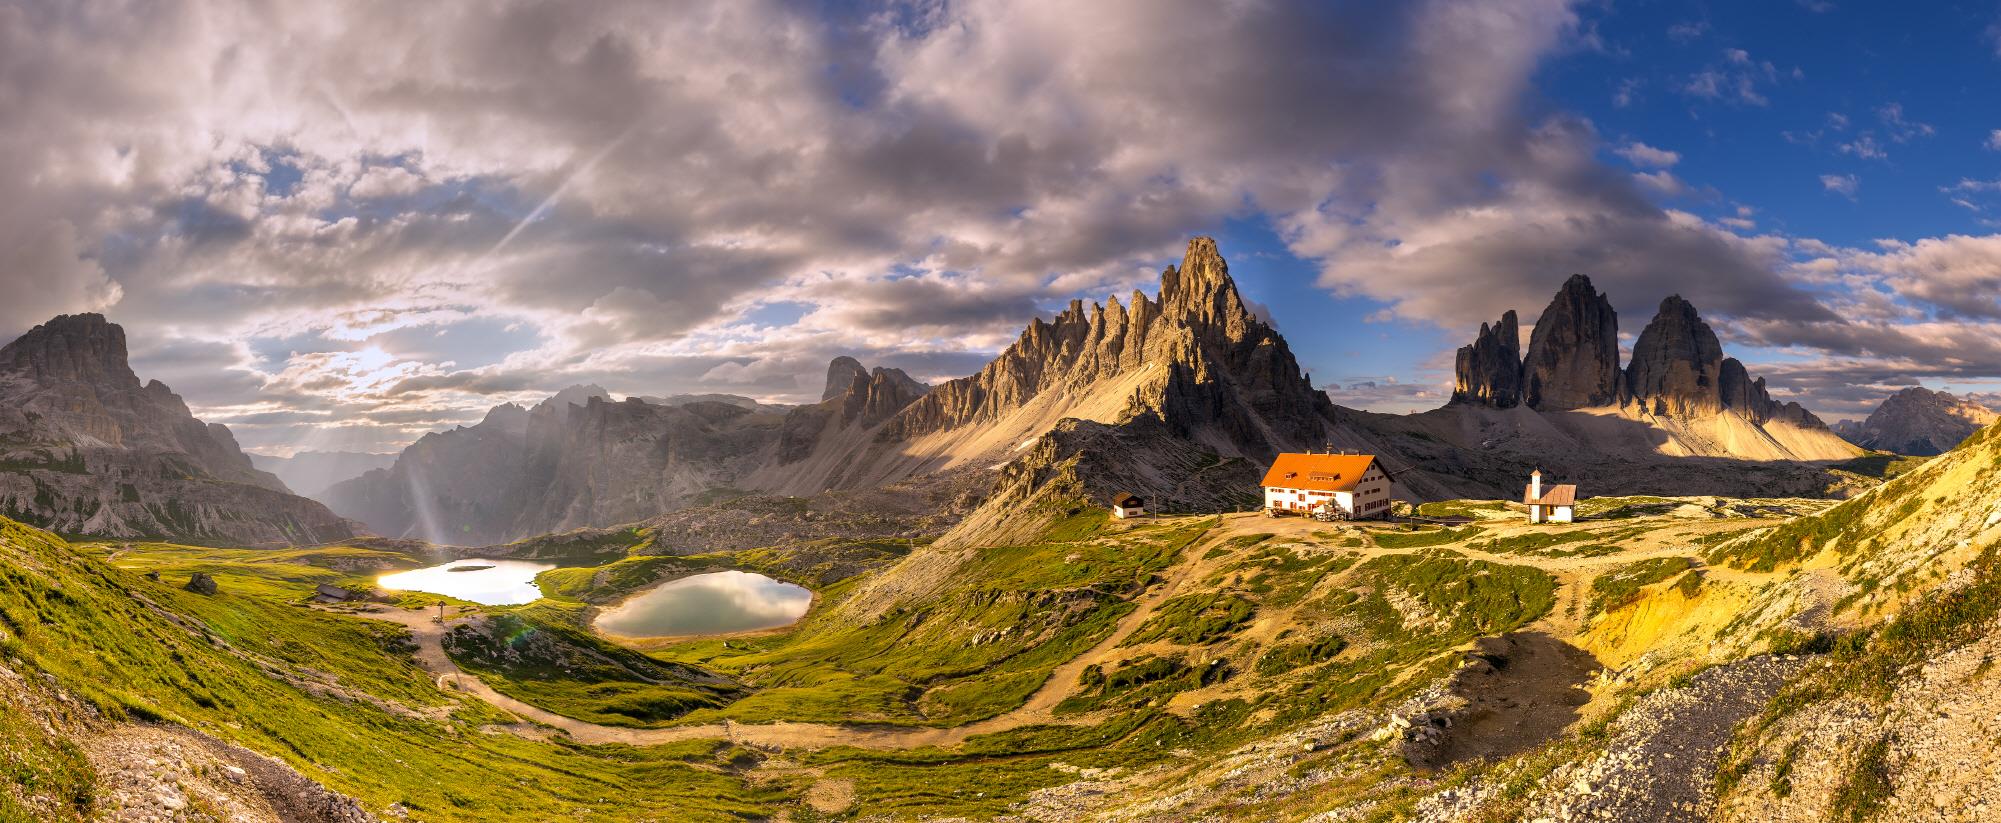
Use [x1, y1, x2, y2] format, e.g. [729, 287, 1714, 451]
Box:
[0, 314, 353, 546]
[1451, 311, 1523, 408]
[1523, 275, 1622, 410]
[1625, 295, 1727, 416]
[328, 392, 785, 545]
[822, 357, 868, 402]
[838, 367, 929, 428]
[184, 572, 218, 595]
[887, 236, 1341, 462]
[1843, 387, 1999, 456]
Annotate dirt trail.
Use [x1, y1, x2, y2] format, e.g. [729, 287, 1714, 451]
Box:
[344, 526, 1248, 751]
[341, 512, 1788, 752]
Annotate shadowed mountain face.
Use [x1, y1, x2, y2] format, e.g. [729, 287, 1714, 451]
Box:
[1838, 387, 1999, 456]
[0, 314, 353, 545]
[1452, 311, 1523, 409]
[248, 450, 396, 498]
[1522, 275, 1623, 411]
[1444, 276, 1851, 464]
[328, 238, 1416, 544]
[329, 239, 1870, 546]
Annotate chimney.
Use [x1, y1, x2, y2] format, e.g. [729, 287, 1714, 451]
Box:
[1531, 469, 1543, 500]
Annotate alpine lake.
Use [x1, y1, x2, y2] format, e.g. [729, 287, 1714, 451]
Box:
[379, 562, 812, 638]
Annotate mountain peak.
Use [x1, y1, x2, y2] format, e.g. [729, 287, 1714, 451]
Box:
[1523, 274, 1621, 410]
[823, 356, 868, 401]
[1846, 386, 1999, 455]
[1626, 294, 1727, 416]
[1452, 309, 1523, 408]
[534, 384, 611, 414]
[0, 313, 140, 389]
[1159, 235, 1258, 335]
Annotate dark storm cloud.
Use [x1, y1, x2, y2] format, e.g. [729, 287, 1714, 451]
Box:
[1, 0, 1986, 443]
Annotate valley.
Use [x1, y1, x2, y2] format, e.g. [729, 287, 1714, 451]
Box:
[0, 241, 1993, 821]
[6, 474, 1932, 822]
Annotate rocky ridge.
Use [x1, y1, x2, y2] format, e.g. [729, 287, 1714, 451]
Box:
[333, 238, 1423, 543]
[1837, 386, 1998, 456]
[1441, 275, 1853, 469]
[1451, 311, 1523, 408]
[326, 386, 792, 545]
[0, 314, 353, 545]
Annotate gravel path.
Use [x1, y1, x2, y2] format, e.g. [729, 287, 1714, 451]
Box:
[339, 524, 1247, 750]
[1518, 654, 1805, 822]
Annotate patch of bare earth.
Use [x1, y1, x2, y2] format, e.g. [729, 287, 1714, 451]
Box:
[84, 725, 378, 823]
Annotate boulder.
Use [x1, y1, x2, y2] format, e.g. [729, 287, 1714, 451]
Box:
[185, 573, 218, 596]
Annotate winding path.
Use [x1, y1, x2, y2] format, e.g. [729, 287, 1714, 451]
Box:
[343, 523, 1247, 750]
[341, 511, 1789, 751]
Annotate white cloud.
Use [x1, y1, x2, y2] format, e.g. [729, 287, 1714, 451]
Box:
[1986, 130, 2001, 150]
[1838, 134, 1887, 159]
[1821, 174, 1860, 198]
[1614, 142, 1680, 168]
[1667, 21, 1710, 43]
[0, 0, 1979, 436]
[1632, 170, 1686, 195]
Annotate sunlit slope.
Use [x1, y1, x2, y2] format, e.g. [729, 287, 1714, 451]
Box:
[0, 519, 769, 822]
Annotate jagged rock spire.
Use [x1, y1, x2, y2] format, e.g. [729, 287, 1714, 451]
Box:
[881, 236, 1333, 460]
[1626, 295, 1727, 416]
[1452, 310, 1524, 408]
[1523, 274, 1622, 410]
[1159, 236, 1259, 338]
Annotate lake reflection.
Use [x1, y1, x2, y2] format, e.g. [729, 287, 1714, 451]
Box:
[376, 559, 555, 606]
[594, 570, 812, 638]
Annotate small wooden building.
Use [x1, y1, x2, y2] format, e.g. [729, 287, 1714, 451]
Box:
[1523, 470, 1577, 524]
[1111, 493, 1146, 519]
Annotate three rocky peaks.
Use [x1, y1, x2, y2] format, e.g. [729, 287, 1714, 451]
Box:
[1453, 274, 1823, 428]
[0, 239, 1871, 547]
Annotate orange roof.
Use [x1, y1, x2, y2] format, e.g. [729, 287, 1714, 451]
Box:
[1260, 453, 1380, 492]
[1524, 484, 1577, 506]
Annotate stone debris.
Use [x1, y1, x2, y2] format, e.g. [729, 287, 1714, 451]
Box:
[1506, 654, 1804, 822]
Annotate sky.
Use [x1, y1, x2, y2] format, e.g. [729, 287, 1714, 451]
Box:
[5, 0, 2001, 456]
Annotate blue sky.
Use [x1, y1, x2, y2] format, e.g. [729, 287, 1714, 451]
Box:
[8, 0, 2001, 453]
[1197, 0, 2001, 417]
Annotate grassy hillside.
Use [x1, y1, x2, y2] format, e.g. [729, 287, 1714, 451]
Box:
[6, 460, 1962, 821]
[0, 520, 772, 821]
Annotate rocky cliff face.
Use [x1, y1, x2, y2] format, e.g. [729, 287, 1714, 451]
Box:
[325, 386, 791, 545]
[1624, 296, 1726, 416]
[333, 238, 1403, 544]
[0, 314, 353, 545]
[822, 357, 869, 402]
[1623, 296, 1829, 429]
[1445, 278, 1840, 435]
[836, 367, 928, 428]
[886, 237, 1340, 461]
[1522, 275, 1623, 411]
[1414, 277, 1856, 487]
[1841, 387, 1998, 455]
[1451, 311, 1523, 408]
